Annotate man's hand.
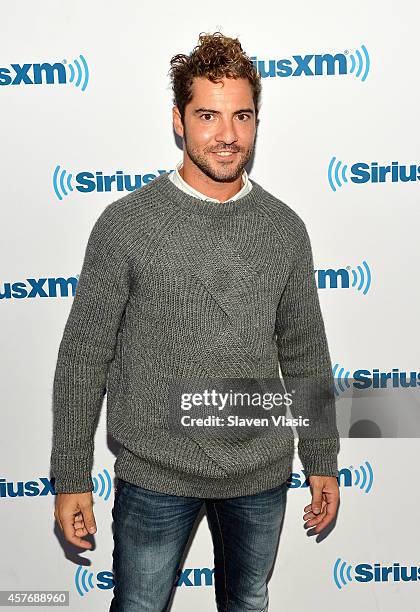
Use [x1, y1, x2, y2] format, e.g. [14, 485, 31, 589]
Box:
[303, 475, 339, 534]
[54, 492, 97, 549]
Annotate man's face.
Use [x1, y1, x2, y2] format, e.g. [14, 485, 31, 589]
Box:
[173, 76, 257, 183]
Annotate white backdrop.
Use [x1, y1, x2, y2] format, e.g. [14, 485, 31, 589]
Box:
[1, 1, 419, 610]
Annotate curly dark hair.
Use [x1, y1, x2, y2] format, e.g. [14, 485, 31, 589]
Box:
[169, 31, 261, 122]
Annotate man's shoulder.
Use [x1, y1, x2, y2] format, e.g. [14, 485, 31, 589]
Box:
[101, 173, 168, 217]
[82, 175, 171, 259]
[252, 179, 308, 243]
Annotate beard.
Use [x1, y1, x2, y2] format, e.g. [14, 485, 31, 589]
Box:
[183, 126, 254, 183]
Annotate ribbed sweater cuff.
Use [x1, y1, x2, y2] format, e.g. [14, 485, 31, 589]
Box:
[51, 453, 93, 493]
[298, 437, 340, 478]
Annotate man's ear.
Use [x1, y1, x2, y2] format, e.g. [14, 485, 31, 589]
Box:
[172, 106, 184, 138]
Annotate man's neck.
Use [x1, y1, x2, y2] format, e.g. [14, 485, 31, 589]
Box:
[179, 156, 244, 202]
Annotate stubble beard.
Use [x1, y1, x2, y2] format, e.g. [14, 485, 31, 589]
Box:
[183, 125, 255, 183]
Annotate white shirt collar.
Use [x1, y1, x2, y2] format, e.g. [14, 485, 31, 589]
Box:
[169, 160, 252, 202]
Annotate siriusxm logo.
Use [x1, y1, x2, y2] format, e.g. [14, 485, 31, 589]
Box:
[53, 166, 172, 200]
[328, 156, 420, 191]
[6, 463, 381, 500]
[288, 460, 374, 493]
[333, 558, 420, 588]
[0, 469, 112, 499]
[75, 565, 214, 596]
[0, 55, 89, 90]
[0, 276, 78, 300]
[0, 478, 55, 498]
[91, 468, 113, 500]
[175, 567, 214, 587]
[75, 567, 114, 596]
[333, 363, 420, 396]
[251, 44, 369, 80]
[315, 261, 371, 294]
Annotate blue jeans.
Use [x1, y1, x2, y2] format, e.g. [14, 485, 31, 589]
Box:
[109, 478, 288, 611]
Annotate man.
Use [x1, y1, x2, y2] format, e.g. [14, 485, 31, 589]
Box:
[51, 31, 340, 611]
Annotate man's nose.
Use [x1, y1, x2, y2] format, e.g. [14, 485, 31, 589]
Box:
[214, 118, 238, 146]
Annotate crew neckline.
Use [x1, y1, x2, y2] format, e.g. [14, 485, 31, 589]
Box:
[171, 160, 251, 203]
[152, 171, 264, 217]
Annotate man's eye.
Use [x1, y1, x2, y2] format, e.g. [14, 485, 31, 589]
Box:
[237, 114, 250, 121]
[200, 114, 213, 120]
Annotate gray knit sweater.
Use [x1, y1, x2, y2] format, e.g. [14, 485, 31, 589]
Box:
[50, 171, 340, 497]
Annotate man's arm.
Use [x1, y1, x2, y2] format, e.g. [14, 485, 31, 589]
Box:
[275, 222, 340, 478]
[50, 203, 131, 493]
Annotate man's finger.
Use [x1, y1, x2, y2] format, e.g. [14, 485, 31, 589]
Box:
[75, 526, 89, 537]
[80, 501, 97, 535]
[312, 495, 339, 533]
[303, 499, 326, 521]
[61, 517, 93, 549]
[304, 506, 327, 528]
[310, 482, 324, 515]
[74, 519, 85, 529]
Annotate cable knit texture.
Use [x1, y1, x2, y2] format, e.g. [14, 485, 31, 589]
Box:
[50, 172, 340, 496]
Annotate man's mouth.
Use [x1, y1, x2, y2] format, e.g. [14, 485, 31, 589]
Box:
[212, 151, 238, 159]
